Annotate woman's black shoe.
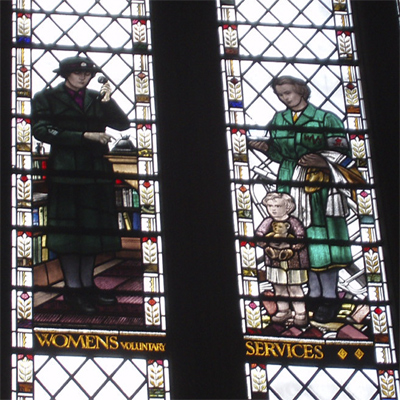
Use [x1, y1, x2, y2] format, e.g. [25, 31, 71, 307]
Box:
[64, 292, 97, 314]
[95, 293, 117, 306]
[83, 286, 118, 306]
[313, 302, 339, 323]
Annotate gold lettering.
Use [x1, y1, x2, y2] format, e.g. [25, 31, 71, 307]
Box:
[85, 335, 96, 350]
[264, 342, 278, 357]
[109, 336, 119, 350]
[303, 344, 314, 359]
[255, 341, 265, 356]
[141, 342, 149, 351]
[286, 343, 293, 358]
[275, 343, 286, 357]
[246, 341, 255, 356]
[133, 342, 141, 351]
[291, 344, 304, 358]
[314, 345, 324, 359]
[69, 334, 86, 349]
[52, 334, 69, 348]
[35, 333, 52, 347]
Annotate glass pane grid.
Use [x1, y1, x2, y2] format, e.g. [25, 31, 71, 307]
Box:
[11, 0, 168, 398]
[218, 0, 399, 398]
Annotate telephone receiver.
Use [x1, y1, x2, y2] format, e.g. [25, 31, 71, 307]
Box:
[97, 76, 109, 99]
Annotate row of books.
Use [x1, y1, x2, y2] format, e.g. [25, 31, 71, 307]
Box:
[118, 211, 141, 231]
[115, 187, 140, 208]
[32, 234, 55, 265]
[32, 205, 47, 226]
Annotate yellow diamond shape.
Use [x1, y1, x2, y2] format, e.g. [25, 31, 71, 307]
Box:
[338, 348, 348, 360]
[355, 348, 365, 360]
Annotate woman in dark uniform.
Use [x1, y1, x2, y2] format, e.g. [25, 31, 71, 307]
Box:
[32, 56, 130, 313]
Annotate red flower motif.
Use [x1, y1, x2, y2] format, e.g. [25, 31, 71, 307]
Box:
[248, 302, 257, 310]
[239, 186, 247, 193]
[20, 292, 30, 300]
[143, 181, 151, 188]
[360, 191, 368, 198]
[230, 77, 239, 85]
[240, 241, 247, 247]
[19, 66, 28, 73]
[115, 179, 123, 185]
[143, 237, 148, 242]
[346, 83, 355, 90]
[148, 298, 157, 306]
[374, 307, 383, 315]
[20, 175, 28, 183]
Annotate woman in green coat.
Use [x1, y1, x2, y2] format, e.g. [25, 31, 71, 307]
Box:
[250, 76, 364, 323]
[32, 56, 130, 313]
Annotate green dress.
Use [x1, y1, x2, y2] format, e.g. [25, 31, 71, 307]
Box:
[32, 83, 130, 255]
[266, 103, 353, 271]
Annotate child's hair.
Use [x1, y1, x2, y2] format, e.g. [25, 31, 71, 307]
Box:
[262, 192, 296, 214]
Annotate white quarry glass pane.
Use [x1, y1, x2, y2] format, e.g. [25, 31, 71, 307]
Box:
[237, 0, 267, 22]
[307, 370, 341, 399]
[55, 381, 88, 400]
[54, 0, 96, 13]
[74, 359, 108, 396]
[239, 27, 269, 56]
[35, 358, 70, 396]
[269, 367, 304, 398]
[269, 0, 299, 24]
[303, 1, 332, 25]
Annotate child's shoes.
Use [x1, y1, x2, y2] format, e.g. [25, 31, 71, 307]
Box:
[271, 309, 292, 323]
[294, 312, 308, 327]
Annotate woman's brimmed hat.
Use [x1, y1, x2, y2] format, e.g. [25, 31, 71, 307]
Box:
[53, 56, 101, 77]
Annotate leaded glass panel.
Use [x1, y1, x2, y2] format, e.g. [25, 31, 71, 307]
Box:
[11, 0, 169, 398]
[217, 0, 399, 398]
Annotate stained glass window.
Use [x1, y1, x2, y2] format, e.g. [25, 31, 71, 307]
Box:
[10, 1, 169, 398]
[216, 0, 399, 398]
